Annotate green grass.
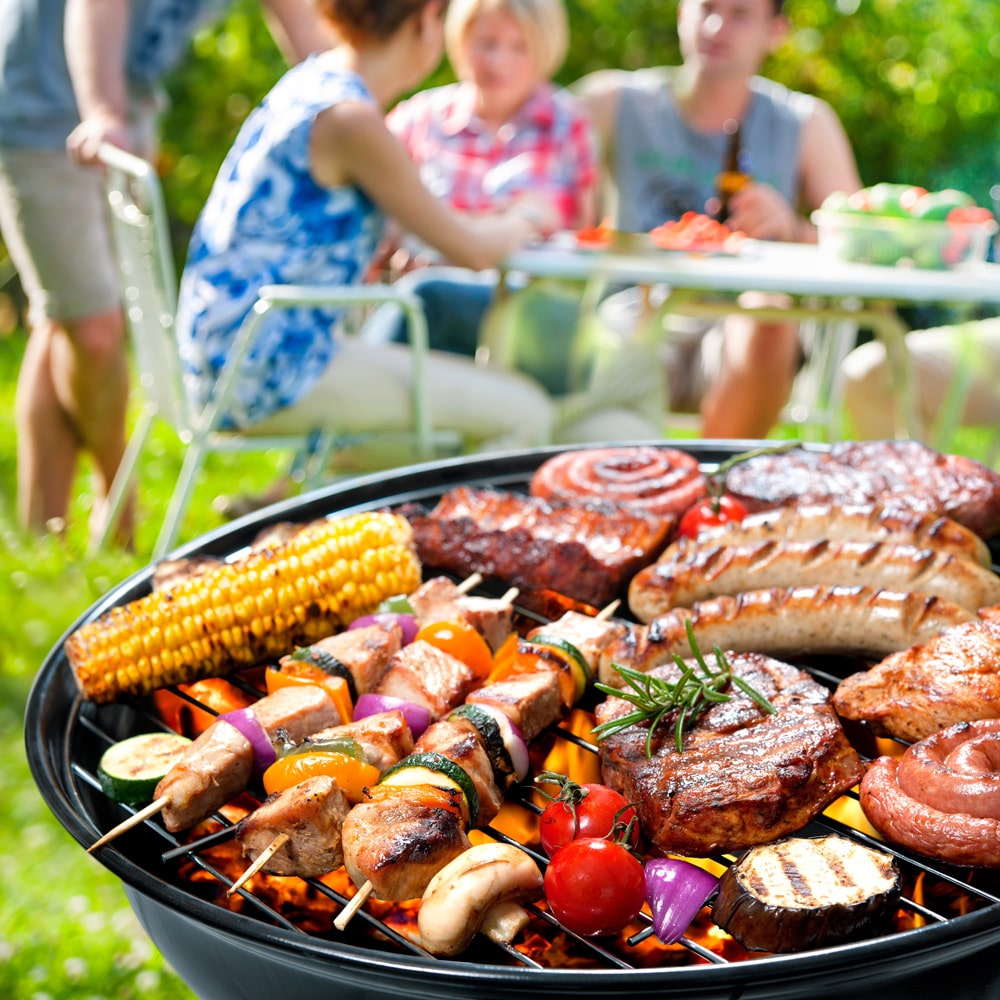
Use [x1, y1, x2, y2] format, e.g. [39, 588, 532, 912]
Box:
[1, 323, 996, 999]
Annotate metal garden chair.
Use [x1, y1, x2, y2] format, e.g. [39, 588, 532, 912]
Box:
[93, 144, 450, 558]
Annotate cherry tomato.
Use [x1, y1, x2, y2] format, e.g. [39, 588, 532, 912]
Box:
[415, 620, 493, 678]
[677, 494, 749, 539]
[544, 838, 646, 937]
[537, 774, 638, 857]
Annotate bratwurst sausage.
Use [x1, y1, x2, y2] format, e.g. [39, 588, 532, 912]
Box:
[676, 502, 992, 567]
[859, 751, 1000, 868]
[628, 538, 1000, 622]
[598, 585, 975, 688]
[894, 719, 1000, 820]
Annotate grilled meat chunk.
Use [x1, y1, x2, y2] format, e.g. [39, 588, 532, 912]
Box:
[236, 775, 351, 878]
[156, 685, 340, 832]
[528, 611, 629, 676]
[467, 670, 562, 743]
[305, 710, 415, 775]
[724, 440, 1000, 539]
[342, 797, 471, 900]
[293, 620, 404, 696]
[408, 576, 513, 652]
[833, 618, 1000, 742]
[401, 486, 671, 607]
[375, 640, 478, 720]
[415, 718, 504, 825]
[595, 653, 864, 856]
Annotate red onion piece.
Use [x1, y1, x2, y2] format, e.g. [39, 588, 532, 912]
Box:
[353, 692, 431, 738]
[218, 707, 277, 776]
[644, 858, 719, 945]
[471, 704, 530, 783]
[348, 612, 418, 645]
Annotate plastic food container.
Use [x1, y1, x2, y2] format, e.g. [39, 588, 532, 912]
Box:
[812, 210, 997, 269]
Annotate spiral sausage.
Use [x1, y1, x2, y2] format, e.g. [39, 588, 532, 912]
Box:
[894, 719, 1000, 820]
[529, 446, 707, 520]
[859, 721, 1000, 868]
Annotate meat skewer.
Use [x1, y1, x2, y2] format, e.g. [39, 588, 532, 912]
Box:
[88, 574, 510, 852]
[334, 607, 626, 937]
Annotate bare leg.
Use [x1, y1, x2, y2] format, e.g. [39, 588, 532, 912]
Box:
[16, 307, 134, 543]
[700, 313, 800, 440]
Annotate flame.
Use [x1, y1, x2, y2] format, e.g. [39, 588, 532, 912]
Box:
[154, 675, 259, 737]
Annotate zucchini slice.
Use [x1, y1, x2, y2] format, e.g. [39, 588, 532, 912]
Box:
[379, 751, 480, 826]
[97, 732, 192, 805]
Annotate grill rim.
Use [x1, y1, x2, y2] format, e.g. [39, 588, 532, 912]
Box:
[24, 441, 1000, 997]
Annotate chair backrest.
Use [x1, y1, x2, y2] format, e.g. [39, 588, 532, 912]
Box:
[98, 144, 192, 431]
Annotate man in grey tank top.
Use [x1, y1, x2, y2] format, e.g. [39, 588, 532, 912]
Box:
[575, 0, 860, 439]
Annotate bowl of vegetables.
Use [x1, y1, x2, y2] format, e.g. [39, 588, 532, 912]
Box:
[812, 183, 997, 269]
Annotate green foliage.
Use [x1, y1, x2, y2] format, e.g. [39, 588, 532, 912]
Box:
[157, 0, 1000, 245]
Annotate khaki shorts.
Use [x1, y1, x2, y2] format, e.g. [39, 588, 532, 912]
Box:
[0, 146, 120, 326]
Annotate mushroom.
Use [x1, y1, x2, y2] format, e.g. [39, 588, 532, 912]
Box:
[417, 842, 543, 956]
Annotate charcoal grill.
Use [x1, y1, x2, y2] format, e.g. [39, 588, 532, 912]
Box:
[25, 444, 1000, 999]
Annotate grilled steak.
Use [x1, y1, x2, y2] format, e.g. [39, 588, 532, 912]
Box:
[400, 486, 671, 607]
[833, 618, 1000, 741]
[595, 653, 864, 856]
[236, 774, 351, 878]
[724, 440, 1000, 539]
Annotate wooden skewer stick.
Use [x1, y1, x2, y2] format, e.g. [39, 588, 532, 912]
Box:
[87, 795, 170, 853]
[226, 832, 290, 896]
[455, 572, 483, 594]
[498, 586, 519, 606]
[596, 599, 620, 621]
[334, 879, 375, 931]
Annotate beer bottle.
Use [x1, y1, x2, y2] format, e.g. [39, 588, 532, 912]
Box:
[715, 118, 751, 223]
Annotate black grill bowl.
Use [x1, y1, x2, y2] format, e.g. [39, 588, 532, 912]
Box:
[25, 445, 1000, 1000]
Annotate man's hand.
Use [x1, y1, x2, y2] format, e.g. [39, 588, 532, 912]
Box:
[66, 113, 131, 166]
[726, 182, 802, 242]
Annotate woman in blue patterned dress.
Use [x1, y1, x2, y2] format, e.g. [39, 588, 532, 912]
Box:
[176, 0, 558, 456]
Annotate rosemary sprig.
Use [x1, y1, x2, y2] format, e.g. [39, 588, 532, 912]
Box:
[591, 620, 775, 755]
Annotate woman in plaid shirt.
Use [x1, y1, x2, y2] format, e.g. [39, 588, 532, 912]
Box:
[366, 0, 597, 361]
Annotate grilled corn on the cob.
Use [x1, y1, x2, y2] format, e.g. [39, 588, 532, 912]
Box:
[66, 512, 422, 703]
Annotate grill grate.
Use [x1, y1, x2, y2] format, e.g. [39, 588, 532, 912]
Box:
[67, 588, 1000, 973]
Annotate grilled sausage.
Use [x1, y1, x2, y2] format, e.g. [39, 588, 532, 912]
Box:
[859, 755, 1000, 868]
[677, 502, 992, 567]
[628, 538, 1000, 621]
[894, 719, 1000, 820]
[598, 586, 976, 688]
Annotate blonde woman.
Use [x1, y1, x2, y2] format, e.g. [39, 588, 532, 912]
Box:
[365, 0, 600, 369]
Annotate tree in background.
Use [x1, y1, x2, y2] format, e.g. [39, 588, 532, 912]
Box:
[159, 0, 1000, 258]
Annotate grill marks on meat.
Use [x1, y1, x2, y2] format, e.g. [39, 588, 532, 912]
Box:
[628, 538, 1000, 620]
[600, 586, 977, 687]
[297, 620, 404, 695]
[342, 798, 471, 900]
[595, 654, 864, 856]
[416, 717, 505, 825]
[375, 639, 477, 720]
[408, 576, 513, 653]
[237, 775, 351, 877]
[401, 486, 671, 607]
[834, 618, 1000, 741]
[156, 685, 340, 832]
[305, 710, 415, 775]
[724, 440, 1000, 539]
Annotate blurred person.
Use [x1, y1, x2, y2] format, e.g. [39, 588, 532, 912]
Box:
[0, 0, 336, 546]
[575, 0, 861, 439]
[361, 0, 666, 443]
[175, 0, 559, 461]
[842, 316, 1000, 442]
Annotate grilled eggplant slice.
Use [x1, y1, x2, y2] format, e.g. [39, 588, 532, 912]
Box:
[711, 834, 901, 953]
